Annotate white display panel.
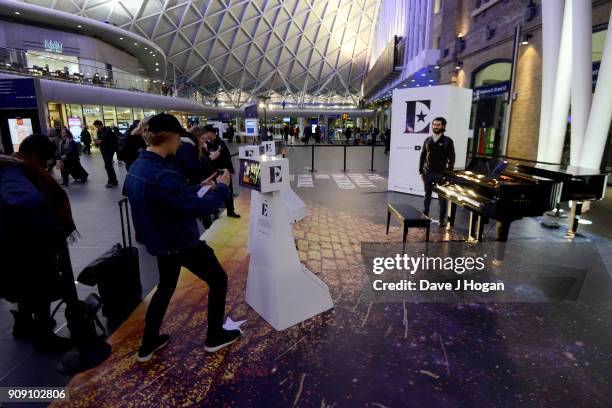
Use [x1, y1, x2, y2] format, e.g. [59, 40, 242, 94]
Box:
[8, 118, 33, 145]
[388, 85, 472, 196]
[245, 118, 259, 136]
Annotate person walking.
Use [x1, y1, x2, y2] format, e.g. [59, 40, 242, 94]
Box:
[419, 117, 455, 227]
[123, 114, 241, 362]
[58, 127, 88, 185]
[118, 118, 149, 170]
[80, 126, 92, 155]
[93, 120, 119, 187]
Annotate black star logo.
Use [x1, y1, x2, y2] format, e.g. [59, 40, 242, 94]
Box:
[416, 110, 427, 123]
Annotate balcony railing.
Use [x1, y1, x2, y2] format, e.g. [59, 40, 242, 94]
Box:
[0, 46, 203, 100]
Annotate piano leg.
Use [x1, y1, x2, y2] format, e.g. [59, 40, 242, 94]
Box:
[496, 221, 511, 242]
[448, 202, 457, 229]
[467, 212, 486, 242]
[567, 200, 584, 237]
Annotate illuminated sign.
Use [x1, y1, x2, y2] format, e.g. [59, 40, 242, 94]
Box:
[44, 39, 63, 53]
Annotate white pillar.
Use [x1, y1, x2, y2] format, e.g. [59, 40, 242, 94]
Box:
[578, 11, 612, 169]
[544, 0, 572, 164]
[570, 0, 592, 166]
[298, 117, 304, 139]
[537, 0, 564, 162]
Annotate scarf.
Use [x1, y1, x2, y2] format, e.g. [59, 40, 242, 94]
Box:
[1, 153, 79, 243]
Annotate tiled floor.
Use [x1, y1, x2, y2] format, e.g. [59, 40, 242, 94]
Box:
[1, 144, 611, 407]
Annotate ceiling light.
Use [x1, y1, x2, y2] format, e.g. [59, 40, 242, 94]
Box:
[155, 62, 159, 66]
[14, 11, 21, 15]
[119, 37, 123, 40]
[416, 84, 420, 87]
[455, 61, 463, 70]
[155, 68, 159, 71]
[259, 102, 265, 108]
[411, 79, 415, 82]
[434, 65, 440, 69]
[144, 47, 148, 50]
[77, 25, 83, 28]
[421, 73, 426, 77]
[134, 42, 138, 46]
[429, 79, 434, 82]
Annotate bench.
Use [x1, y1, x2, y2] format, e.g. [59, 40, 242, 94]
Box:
[386, 203, 431, 242]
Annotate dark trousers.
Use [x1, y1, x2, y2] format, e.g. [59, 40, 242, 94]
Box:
[143, 241, 228, 345]
[101, 151, 118, 184]
[423, 172, 447, 220]
[225, 178, 235, 213]
[83, 144, 91, 155]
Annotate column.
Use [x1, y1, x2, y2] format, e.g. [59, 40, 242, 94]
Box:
[544, 0, 572, 164]
[537, 0, 564, 162]
[570, 0, 592, 166]
[578, 11, 612, 169]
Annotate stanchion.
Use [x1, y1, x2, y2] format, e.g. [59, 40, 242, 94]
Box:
[309, 144, 317, 172]
[343, 144, 347, 172]
[370, 143, 376, 172]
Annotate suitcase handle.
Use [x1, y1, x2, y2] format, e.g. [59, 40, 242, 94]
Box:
[118, 198, 132, 248]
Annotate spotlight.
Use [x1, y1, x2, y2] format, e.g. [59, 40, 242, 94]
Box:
[521, 33, 532, 45]
[434, 65, 440, 69]
[14, 11, 21, 15]
[119, 37, 124, 40]
[77, 25, 83, 28]
[455, 61, 463, 70]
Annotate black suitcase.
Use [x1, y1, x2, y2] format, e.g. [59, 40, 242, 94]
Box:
[78, 198, 142, 329]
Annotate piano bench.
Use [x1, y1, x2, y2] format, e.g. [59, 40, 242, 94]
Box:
[386, 203, 431, 242]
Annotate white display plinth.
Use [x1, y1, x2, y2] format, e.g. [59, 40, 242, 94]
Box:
[247, 190, 333, 331]
[388, 85, 473, 196]
[280, 188, 307, 223]
[240, 155, 332, 331]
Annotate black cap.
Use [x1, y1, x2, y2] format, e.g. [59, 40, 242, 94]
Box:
[148, 113, 185, 134]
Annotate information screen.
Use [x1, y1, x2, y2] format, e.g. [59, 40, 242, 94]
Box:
[8, 118, 33, 145]
[68, 117, 82, 141]
[239, 159, 262, 191]
[245, 118, 258, 136]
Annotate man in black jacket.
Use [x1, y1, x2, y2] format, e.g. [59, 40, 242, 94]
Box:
[419, 117, 455, 227]
[204, 125, 240, 218]
[93, 120, 119, 187]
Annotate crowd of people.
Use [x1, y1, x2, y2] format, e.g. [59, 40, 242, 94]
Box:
[0, 114, 243, 361]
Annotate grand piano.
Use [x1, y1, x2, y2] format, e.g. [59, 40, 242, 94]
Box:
[508, 160, 608, 236]
[434, 157, 607, 241]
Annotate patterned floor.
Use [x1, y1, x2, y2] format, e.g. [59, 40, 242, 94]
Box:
[51, 194, 612, 407]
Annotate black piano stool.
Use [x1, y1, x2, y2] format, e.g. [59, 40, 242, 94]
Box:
[386, 203, 431, 242]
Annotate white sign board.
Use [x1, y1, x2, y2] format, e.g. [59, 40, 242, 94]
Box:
[388, 85, 472, 196]
[238, 145, 265, 159]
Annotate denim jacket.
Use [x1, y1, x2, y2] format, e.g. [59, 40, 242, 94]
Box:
[124, 150, 230, 256]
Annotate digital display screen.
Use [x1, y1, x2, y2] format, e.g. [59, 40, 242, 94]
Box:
[8, 118, 33, 145]
[245, 118, 258, 135]
[68, 117, 82, 142]
[239, 159, 262, 191]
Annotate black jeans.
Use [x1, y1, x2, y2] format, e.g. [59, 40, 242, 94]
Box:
[225, 178, 235, 213]
[101, 151, 118, 184]
[423, 172, 447, 219]
[142, 241, 228, 345]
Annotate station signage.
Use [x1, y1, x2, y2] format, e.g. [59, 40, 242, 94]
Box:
[0, 78, 37, 109]
[44, 39, 63, 53]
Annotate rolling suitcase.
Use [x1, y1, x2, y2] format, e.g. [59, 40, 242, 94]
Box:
[78, 198, 142, 329]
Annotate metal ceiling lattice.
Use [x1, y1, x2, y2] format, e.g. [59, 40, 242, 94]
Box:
[22, 0, 381, 107]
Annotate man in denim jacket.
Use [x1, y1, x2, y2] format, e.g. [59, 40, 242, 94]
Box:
[124, 113, 240, 362]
